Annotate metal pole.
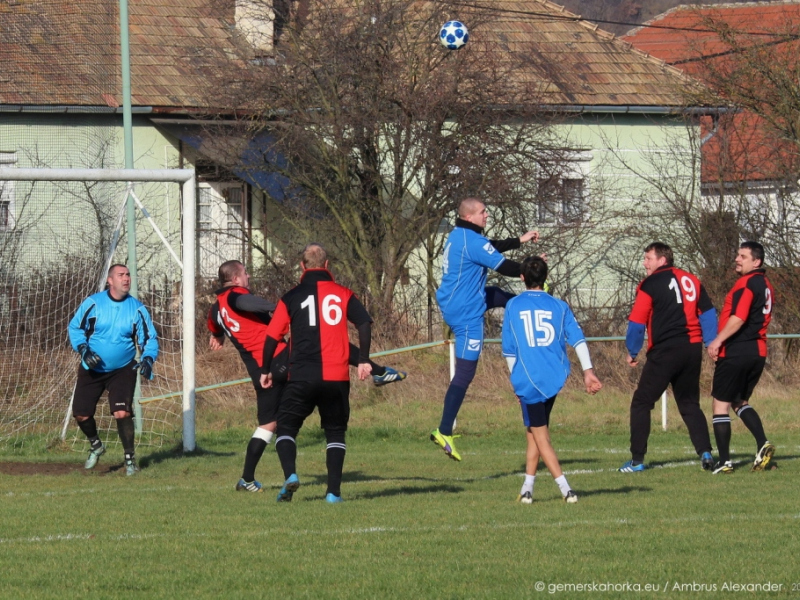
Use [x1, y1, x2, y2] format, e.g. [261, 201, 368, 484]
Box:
[181, 175, 197, 452]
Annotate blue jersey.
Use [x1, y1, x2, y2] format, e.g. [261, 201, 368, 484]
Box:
[436, 226, 505, 325]
[501, 291, 586, 403]
[69, 290, 159, 372]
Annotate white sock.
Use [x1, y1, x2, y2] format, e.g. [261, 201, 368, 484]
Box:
[520, 474, 535, 495]
[554, 474, 571, 497]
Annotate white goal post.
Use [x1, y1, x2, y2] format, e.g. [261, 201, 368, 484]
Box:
[0, 167, 197, 452]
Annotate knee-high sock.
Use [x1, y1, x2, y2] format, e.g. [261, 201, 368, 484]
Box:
[736, 405, 768, 449]
[242, 428, 273, 482]
[116, 416, 135, 457]
[275, 436, 297, 480]
[713, 414, 731, 463]
[77, 416, 101, 447]
[326, 442, 346, 497]
[439, 358, 478, 435]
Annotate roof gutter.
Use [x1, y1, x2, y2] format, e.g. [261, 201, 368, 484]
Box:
[0, 105, 153, 114]
[554, 105, 736, 115]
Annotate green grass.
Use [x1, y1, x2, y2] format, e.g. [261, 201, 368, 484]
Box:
[2, 395, 799, 599]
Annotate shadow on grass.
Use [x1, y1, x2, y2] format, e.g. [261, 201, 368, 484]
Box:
[578, 486, 653, 497]
[138, 443, 235, 469]
[293, 484, 465, 502]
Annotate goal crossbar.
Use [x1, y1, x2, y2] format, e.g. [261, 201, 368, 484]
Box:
[0, 168, 197, 451]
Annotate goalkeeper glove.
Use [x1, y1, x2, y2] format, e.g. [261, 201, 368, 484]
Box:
[78, 344, 101, 370]
[136, 356, 155, 380]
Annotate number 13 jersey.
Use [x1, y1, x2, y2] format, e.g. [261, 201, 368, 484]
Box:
[629, 266, 714, 352]
[266, 269, 372, 381]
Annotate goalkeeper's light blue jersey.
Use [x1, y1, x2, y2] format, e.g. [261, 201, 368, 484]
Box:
[501, 290, 585, 403]
[435, 225, 505, 326]
[68, 290, 159, 372]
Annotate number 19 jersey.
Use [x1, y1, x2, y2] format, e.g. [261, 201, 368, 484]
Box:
[629, 266, 713, 352]
[501, 290, 587, 403]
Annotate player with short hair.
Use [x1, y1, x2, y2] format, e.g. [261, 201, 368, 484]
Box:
[68, 264, 159, 475]
[502, 256, 602, 504]
[208, 259, 406, 493]
[620, 242, 717, 473]
[260, 244, 372, 503]
[706, 241, 775, 474]
[432, 197, 539, 461]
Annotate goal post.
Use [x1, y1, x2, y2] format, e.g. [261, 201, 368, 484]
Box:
[0, 168, 197, 452]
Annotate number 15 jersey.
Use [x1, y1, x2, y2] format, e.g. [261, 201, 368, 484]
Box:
[629, 265, 714, 352]
[266, 269, 372, 381]
[501, 290, 587, 403]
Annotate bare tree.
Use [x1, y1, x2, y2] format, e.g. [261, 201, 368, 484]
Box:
[210, 0, 579, 330]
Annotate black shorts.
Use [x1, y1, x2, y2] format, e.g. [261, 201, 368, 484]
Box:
[277, 380, 351, 433]
[73, 361, 138, 417]
[246, 359, 286, 426]
[712, 355, 766, 405]
[520, 396, 556, 428]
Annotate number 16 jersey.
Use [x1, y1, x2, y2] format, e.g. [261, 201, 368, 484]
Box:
[266, 268, 372, 381]
[629, 266, 714, 352]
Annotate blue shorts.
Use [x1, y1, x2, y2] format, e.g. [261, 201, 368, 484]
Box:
[449, 319, 485, 361]
[520, 396, 556, 428]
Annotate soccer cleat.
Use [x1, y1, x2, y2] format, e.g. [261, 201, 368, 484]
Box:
[712, 460, 734, 475]
[277, 473, 300, 502]
[701, 451, 714, 471]
[618, 460, 646, 473]
[373, 367, 407, 387]
[517, 491, 532, 504]
[236, 478, 263, 492]
[752, 442, 775, 471]
[430, 428, 461, 461]
[325, 493, 344, 504]
[125, 458, 139, 476]
[84, 444, 106, 470]
[564, 490, 578, 504]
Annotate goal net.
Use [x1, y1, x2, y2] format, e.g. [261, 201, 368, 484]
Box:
[0, 168, 196, 453]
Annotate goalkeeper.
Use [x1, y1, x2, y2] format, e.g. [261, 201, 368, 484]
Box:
[68, 264, 159, 476]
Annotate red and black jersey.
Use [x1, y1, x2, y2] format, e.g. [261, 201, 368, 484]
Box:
[266, 269, 372, 381]
[719, 269, 773, 358]
[629, 265, 714, 352]
[207, 286, 286, 370]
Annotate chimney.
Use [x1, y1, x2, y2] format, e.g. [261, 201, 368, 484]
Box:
[235, 0, 275, 54]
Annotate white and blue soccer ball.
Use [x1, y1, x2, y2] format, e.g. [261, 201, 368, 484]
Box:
[439, 20, 469, 50]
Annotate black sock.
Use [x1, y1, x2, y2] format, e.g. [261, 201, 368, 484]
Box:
[77, 417, 101, 448]
[275, 437, 297, 480]
[370, 362, 386, 376]
[326, 443, 346, 497]
[116, 416, 135, 456]
[713, 414, 731, 463]
[242, 437, 268, 482]
[736, 405, 767, 449]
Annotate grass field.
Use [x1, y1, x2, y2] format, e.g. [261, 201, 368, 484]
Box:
[2, 377, 799, 600]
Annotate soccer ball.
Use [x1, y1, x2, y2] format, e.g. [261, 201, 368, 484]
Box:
[439, 20, 469, 50]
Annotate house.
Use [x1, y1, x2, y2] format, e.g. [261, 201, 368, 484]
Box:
[0, 0, 715, 305]
[623, 2, 800, 246]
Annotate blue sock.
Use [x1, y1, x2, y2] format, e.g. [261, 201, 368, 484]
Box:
[439, 384, 468, 436]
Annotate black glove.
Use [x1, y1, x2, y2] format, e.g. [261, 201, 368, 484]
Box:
[136, 356, 154, 380]
[78, 343, 101, 370]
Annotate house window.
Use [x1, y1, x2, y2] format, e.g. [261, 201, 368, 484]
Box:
[225, 187, 244, 232]
[536, 176, 586, 225]
[198, 186, 213, 232]
[0, 151, 17, 231]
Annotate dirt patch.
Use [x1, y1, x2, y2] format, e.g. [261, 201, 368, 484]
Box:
[0, 461, 119, 476]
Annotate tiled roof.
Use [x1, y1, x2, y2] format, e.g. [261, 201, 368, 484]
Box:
[0, 0, 243, 109]
[623, 1, 800, 72]
[466, 0, 695, 107]
[623, 2, 800, 183]
[0, 0, 696, 110]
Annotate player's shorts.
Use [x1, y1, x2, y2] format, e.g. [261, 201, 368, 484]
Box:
[447, 318, 485, 361]
[712, 355, 766, 405]
[276, 380, 351, 435]
[520, 396, 556, 428]
[73, 361, 138, 417]
[245, 349, 289, 426]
